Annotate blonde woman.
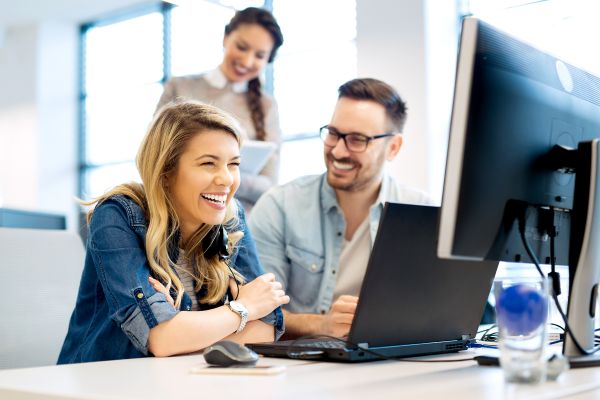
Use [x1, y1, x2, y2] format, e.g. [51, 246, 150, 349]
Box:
[58, 101, 288, 364]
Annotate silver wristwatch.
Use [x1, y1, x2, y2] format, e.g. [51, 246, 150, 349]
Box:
[227, 300, 249, 334]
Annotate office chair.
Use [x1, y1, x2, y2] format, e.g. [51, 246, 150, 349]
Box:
[0, 228, 84, 369]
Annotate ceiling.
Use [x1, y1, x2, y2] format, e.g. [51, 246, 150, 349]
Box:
[0, 0, 158, 28]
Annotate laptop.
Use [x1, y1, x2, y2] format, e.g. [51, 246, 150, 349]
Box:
[247, 203, 498, 362]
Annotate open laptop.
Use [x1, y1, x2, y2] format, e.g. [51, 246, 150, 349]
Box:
[247, 203, 498, 362]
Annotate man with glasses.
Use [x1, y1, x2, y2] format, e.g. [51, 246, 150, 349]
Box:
[248, 78, 431, 338]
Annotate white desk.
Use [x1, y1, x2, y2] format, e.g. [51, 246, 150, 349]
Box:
[1, 350, 600, 400]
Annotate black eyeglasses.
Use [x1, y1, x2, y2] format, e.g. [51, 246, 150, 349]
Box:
[319, 125, 396, 153]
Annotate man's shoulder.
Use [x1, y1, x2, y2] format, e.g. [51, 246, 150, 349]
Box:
[264, 174, 322, 199]
[251, 175, 323, 221]
[384, 176, 434, 205]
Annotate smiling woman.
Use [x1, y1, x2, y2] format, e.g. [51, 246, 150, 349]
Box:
[57, 100, 289, 364]
[167, 129, 242, 237]
[156, 7, 284, 209]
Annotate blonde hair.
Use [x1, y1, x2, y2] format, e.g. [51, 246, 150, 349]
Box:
[85, 100, 245, 307]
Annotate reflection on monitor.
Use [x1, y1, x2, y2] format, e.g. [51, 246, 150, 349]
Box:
[438, 17, 600, 365]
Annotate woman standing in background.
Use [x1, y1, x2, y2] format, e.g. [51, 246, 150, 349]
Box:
[156, 7, 284, 209]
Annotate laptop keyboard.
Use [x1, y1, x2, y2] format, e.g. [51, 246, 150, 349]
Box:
[294, 340, 347, 349]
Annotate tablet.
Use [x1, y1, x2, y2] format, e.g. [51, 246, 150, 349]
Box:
[240, 140, 277, 175]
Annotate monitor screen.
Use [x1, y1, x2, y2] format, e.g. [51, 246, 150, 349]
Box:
[438, 17, 600, 361]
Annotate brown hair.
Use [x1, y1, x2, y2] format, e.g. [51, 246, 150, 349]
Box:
[225, 7, 283, 141]
[338, 78, 408, 133]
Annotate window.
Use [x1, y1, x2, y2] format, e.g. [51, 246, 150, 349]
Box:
[80, 6, 167, 199]
[272, 0, 356, 183]
[79, 1, 357, 199]
[169, 3, 234, 77]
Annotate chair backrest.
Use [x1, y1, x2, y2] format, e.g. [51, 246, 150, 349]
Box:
[0, 228, 85, 369]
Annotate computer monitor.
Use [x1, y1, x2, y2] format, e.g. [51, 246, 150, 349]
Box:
[438, 16, 600, 365]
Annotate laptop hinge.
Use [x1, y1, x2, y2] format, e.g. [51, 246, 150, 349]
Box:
[357, 342, 369, 349]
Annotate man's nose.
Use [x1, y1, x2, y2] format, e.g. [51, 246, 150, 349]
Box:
[330, 136, 351, 158]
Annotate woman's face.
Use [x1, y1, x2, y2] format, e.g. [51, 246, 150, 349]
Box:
[220, 23, 275, 83]
[167, 130, 241, 240]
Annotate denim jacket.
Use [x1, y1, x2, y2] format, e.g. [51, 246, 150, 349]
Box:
[58, 195, 284, 364]
[248, 174, 432, 315]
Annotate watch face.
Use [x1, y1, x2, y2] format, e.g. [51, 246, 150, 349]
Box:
[230, 301, 246, 313]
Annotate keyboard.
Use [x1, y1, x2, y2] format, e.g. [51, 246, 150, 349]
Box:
[293, 340, 347, 349]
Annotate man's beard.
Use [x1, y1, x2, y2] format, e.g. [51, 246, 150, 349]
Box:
[325, 152, 385, 193]
[326, 156, 368, 192]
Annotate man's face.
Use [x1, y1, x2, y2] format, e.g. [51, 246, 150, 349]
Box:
[324, 97, 402, 193]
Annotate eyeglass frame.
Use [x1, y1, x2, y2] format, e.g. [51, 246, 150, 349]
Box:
[319, 125, 397, 153]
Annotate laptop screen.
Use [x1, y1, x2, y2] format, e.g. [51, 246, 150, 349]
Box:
[349, 203, 498, 347]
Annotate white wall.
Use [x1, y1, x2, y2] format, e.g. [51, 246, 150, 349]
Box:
[356, 0, 458, 203]
[0, 23, 79, 229]
[0, 25, 40, 211]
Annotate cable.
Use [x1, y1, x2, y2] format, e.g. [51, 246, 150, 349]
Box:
[478, 324, 499, 342]
[517, 211, 600, 356]
[285, 334, 476, 363]
[548, 207, 562, 296]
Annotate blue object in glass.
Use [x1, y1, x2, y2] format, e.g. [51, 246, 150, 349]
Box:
[496, 284, 547, 336]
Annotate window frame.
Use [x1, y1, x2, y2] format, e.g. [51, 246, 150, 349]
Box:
[77, 2, 175, 200]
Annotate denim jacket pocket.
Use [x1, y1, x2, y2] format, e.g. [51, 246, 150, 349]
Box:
[285, 245, 324, 307]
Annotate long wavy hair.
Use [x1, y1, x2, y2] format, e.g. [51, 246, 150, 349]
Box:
[85, 101, 245, 307]
[225, 7, 283, 141]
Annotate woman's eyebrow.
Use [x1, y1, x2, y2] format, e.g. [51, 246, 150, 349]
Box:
[194, 154, 241, 161]
[194, 154, 219, 161]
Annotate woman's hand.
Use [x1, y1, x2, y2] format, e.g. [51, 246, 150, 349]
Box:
[149, 276, 175, 309]
[231, 273, 289, 320]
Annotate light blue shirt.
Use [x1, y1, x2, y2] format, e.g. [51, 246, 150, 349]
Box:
[248, 173, 431, 314]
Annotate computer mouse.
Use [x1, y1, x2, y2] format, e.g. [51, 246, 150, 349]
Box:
[203, 340, 259, 367]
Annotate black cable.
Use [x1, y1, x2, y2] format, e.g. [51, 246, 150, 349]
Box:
[548, 208, 562, 296]
[518, 212, 600, 356]
[286, 334, 476, 363]
[479, 325, 499, 343]
[551, 323, 566, 333]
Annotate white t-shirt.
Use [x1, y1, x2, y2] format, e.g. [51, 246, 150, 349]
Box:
[333, 217, 371, 300]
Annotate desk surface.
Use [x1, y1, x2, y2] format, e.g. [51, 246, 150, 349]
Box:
[1, 350, 600, 400]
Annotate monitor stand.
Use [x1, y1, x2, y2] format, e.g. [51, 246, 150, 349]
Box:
[562, 139, 600, 367]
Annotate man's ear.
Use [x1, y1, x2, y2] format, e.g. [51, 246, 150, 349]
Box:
[386, 134, 403, 161]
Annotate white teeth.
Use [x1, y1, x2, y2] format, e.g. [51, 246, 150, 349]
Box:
[234, 64, 249, 74]
[333, 160, 354, 170]
[202, 194, 227, 204]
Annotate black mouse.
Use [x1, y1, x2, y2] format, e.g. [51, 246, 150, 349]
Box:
[203, 340, 259, 367]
